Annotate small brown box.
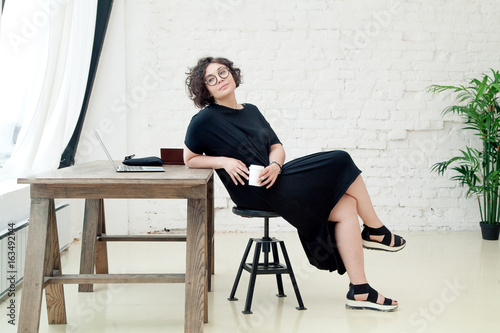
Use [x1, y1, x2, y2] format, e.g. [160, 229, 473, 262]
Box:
[160, 148, 184, 165]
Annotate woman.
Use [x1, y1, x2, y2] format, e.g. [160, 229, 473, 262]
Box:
[183, 57, 406, 311]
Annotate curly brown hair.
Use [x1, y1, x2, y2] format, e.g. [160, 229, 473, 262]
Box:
[185, 57, 242, 109]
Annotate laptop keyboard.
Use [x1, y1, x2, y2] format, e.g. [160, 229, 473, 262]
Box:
[122, 165, 143, 171]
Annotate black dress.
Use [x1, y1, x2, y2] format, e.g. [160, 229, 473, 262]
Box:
[185, 103, 361, 274]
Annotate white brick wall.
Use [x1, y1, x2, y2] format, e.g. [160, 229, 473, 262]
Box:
[80, 0, 500, 233]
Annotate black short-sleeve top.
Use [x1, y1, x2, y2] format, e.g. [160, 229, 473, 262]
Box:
[185, 103, 281, 166]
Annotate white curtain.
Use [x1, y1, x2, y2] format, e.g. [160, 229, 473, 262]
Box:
[0, 0, 97, 178]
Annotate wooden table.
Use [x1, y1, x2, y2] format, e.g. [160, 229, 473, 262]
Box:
[17, 161, 214, 333]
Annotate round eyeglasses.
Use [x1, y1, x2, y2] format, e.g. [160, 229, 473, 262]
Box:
[205, 67, 230, 86]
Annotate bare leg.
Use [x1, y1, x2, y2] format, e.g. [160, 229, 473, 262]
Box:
[345, 175, 404, 247]
[329, 194, 397, 305]
[344, 175, 382, 228]
[329, 194, 366, 284]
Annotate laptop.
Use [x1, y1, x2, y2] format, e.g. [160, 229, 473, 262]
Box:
[93, 129, 165, 172]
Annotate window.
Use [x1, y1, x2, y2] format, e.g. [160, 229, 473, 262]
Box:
[0, 120, 22, 169]
[0, 0, 24, 174]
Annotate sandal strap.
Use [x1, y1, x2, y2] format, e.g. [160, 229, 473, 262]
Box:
[348, 283, 392, 305]
[383, 297, 393, 306]
[393, 234, 404, 246]
[350, 283, 369, 294]
[363, 225, 404, 247]
[381, 233, 392, 246]
[348, 283, 378, 303]
[363, 225, 390, 236]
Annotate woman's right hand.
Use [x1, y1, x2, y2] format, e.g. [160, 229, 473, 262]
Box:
[222, 157, 249, 185]
[184, 146, 249, 185]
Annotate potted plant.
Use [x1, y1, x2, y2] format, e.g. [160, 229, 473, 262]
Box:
[427, 69, 500, 240]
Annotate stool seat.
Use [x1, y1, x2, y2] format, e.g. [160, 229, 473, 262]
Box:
[232, 206, 281, 218]
[228, 206, 306, 314]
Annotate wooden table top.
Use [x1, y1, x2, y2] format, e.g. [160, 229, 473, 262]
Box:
[18, 161, 213, 186]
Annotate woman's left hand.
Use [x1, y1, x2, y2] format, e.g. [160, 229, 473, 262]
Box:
[259, 163, 281, 189]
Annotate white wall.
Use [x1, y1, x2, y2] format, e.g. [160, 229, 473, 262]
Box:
[76, 0, 500, 234]
[0, 181, 29, 232]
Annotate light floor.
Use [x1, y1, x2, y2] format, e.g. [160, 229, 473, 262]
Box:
[1, 230, 500, 333]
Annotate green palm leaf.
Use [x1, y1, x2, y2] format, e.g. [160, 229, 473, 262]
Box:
[428, 69, 500, 225]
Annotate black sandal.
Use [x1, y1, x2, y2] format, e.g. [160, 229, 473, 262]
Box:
[361, 225, 406, 252]
[346, 283, 398, 312]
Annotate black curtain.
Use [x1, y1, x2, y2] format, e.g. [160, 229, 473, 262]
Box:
[59, 0, 114, 168]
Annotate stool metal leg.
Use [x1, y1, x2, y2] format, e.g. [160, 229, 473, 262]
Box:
[279, 241, 307, 310]
[263, 238, 270, 267]
[243, 242, 262, 314]
[228, 238, 254, 301]
[262, 217, 271, 254]
[271, 242, 286, 297]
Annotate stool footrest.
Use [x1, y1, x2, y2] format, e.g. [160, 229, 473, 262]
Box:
[243, 263, 288, 275]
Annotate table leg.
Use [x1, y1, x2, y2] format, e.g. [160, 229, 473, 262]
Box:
[95, 200, 109, 274]
[79, 199, 101, 292]
[18, 198, 50, 333]
[185, 198, 206, 333]
[44, 199, 67, 324]
[207, 175, 214, 292]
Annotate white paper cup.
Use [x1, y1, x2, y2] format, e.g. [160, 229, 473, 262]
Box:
[248, 164, 265, 186]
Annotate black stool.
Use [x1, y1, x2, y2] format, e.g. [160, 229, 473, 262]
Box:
[228, 206, 307, 314]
